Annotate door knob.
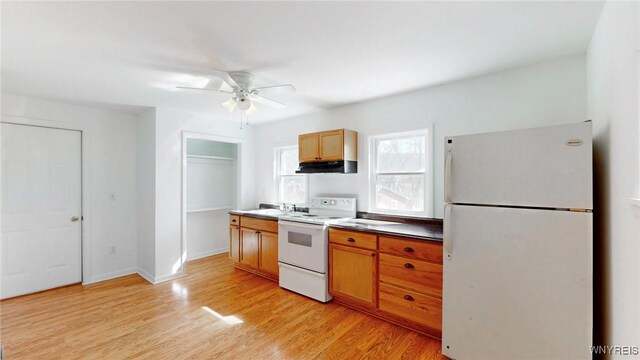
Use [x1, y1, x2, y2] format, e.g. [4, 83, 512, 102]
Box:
[71, 216, 80, 222]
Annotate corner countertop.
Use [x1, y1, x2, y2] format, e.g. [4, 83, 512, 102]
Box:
[328, 222, 443, 242]
[229, 208, 443, 242]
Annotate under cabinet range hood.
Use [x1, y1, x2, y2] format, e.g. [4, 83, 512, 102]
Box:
[296, 128, 358, 174]
[296, 160, 357, 174]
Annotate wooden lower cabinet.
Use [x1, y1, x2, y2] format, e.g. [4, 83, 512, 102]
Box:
[240, 228, 259, 269]
[329, 243, 377, 308]
[229, 225, 240, 262]
[379, 283, 442, 332]
[229, 215, 279, 281]
[259, 231, 279, 276]
[328, 227, 443, 339]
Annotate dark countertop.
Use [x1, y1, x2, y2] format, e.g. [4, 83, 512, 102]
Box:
[229, 209, 443, 242]
[228, 209, 281, 221]
[328, 222, 443, 242]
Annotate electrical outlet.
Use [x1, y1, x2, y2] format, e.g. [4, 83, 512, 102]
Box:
[110, 246, 116, 255]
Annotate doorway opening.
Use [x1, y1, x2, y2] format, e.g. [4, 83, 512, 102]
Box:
[182, 135, 240, 264]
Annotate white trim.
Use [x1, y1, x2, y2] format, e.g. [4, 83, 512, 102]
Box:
[181, 131, 242, 271]
[83, 267, 137, 285]
[137, 267, 156, 284]
[1, 114, 94, 286]
[187, 247, 228, 261]
[368, 126, 433, 217]
[630, 198, 640, 207]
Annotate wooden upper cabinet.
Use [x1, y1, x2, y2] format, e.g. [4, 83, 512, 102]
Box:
[329, 243, 377, 308]
[259, 232, 279, 276]
[299, 133, 320, 163]
[240, 228, 259, 269]
[319, 130, 344, 161]
[298, 129, 357, 163]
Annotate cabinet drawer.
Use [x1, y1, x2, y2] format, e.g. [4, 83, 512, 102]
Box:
[229, 215, 240, 226]
[329, 228, 377, 250]
[379, 235, 443, 264]
[240, 216, 278, 233]
[379, 283, 442, 331]
[379, 253, 442, 298]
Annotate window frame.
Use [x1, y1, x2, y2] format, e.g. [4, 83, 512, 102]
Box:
[368, 128, 433, 217]
[274, 145, 308, 206]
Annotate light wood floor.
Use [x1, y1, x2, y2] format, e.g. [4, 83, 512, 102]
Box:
[0, 254, 444, 359]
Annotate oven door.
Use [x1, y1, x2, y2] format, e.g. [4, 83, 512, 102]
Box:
[278, 220, 328, 274]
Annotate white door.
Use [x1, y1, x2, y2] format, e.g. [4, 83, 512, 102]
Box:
[442, 205, 592, 359]
[1, 123, 82, 299]
[445, 122, 593, 210]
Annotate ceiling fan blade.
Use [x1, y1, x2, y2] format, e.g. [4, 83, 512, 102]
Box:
[246, 103, 258, 116]
[211, 69, 239, 89]
[250, 94, 286, 109]
[176, 86, 234, 94]
[221, 97, 237, 113]
[252, 84, 297, 93]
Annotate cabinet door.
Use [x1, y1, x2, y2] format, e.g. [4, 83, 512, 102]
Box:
[259, 231, 279, 276]
[229, 225, 240, 262]
[299, 133, 319, 162]
[319, 129, 344, 161]
[240, 228, 259, 269]
[329, 243, 377, 308]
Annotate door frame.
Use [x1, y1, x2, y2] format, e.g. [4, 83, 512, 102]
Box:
[1, 115, 91, 285]
[180, 131, 243, 268]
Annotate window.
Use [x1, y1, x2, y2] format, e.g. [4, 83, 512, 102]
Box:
[275, 146, 307, 205]
[369, 130, 431, 216]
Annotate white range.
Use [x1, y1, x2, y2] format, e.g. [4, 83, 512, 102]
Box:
[277, 196, 356, 302]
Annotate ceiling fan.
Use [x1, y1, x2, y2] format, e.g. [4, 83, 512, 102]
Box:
[177, 70, 296, 116]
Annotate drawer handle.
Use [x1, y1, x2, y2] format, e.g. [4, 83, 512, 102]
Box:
[347, 238, 356, 242]
[404, 263, 414, 269]
[403, 295, 414, 301]
[404, 247, 414, 253]
[232, 219, 237, 223]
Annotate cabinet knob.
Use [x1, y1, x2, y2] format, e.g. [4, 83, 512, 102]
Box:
[404, 247, 414, 253]
[347, 237, 355, 242]
[404, 263, 415, 269]
[403, 295, 414, 301]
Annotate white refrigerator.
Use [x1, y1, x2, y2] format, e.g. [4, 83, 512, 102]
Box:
[442, 122, 593, 359]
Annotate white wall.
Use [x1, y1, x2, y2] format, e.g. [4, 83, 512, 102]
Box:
[253, 55, 587, 218]
[1, 93, 139, 284]
[586, 1, 640, 352]
[153, 108, 255, 282]
[136, 108, 156, 281]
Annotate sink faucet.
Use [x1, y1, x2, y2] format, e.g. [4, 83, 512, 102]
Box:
[281, 203, 295, 212]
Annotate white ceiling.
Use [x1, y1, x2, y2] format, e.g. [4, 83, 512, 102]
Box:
[1, 1, 603, 123]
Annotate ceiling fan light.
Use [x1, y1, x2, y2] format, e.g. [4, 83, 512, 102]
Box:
[237, 97, 251, 111]
[221, 97, 237, 113]
[246, 103, 257, 116]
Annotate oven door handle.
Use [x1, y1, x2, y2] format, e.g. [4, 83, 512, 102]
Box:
[278, 220, 325, 230]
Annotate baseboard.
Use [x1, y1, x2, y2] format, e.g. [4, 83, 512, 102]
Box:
[187, 247, 228, 261]
[136, 267, 156, 284]
[154, 271, 187, 284]
[83, 267, 138, 285]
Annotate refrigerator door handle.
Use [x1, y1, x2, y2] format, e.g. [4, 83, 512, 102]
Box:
[444, 203, 452, 260]
[445, 148, 452, 203]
